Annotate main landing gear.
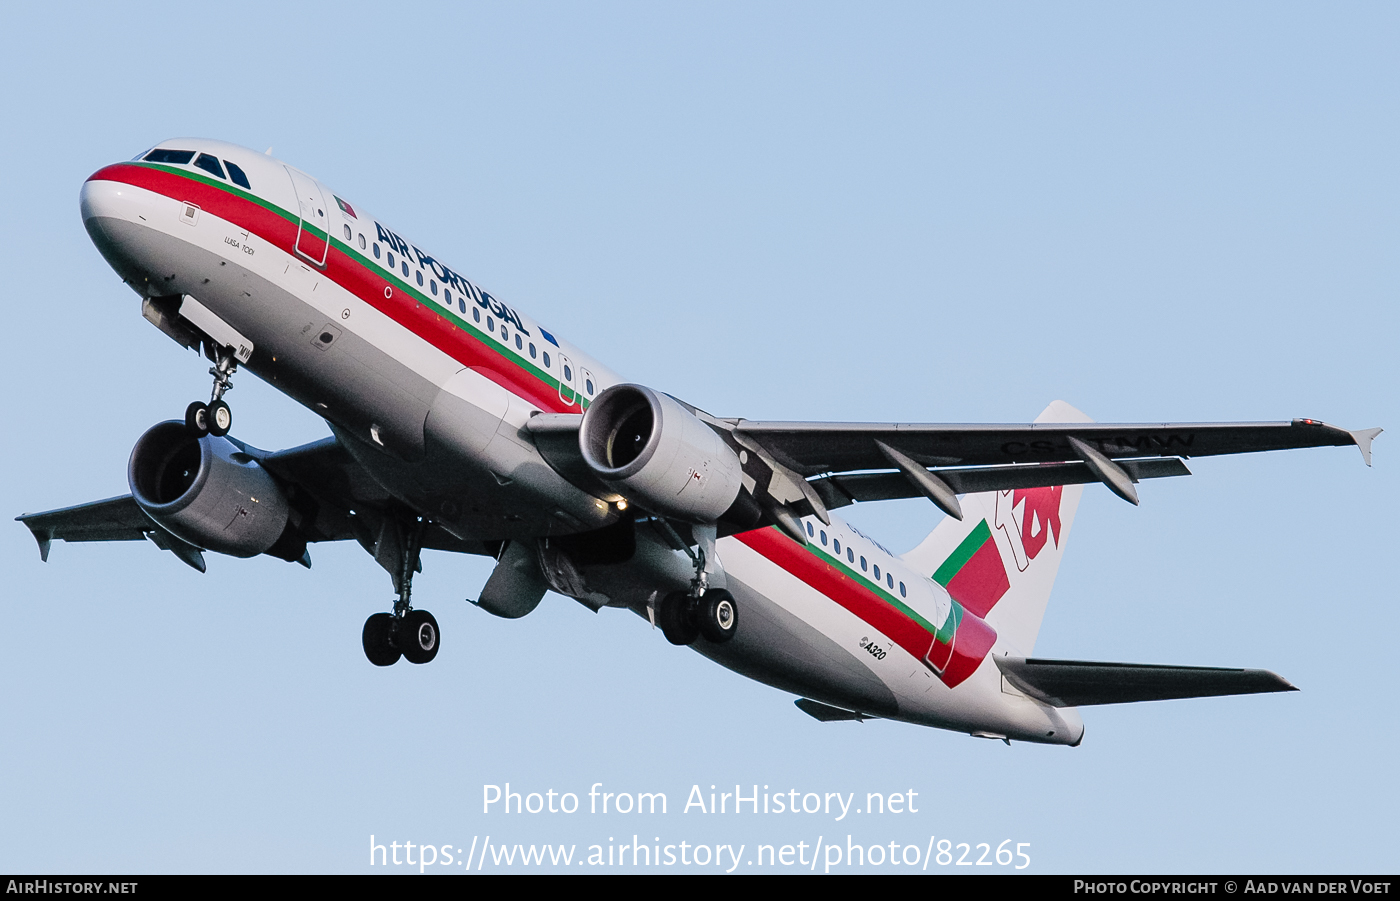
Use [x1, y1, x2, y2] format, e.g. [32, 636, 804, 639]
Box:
[361, 517, 441, 666]
[184, 346, 238, 438]
[655, 521, 739, 647]
[658, 587, 738, 646]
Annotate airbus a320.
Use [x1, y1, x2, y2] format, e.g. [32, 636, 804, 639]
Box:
[19, 139, 1381, 745]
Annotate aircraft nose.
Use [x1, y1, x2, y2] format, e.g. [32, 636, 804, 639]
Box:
[80, 171, 130, 224]
[80, 168, 159, 289]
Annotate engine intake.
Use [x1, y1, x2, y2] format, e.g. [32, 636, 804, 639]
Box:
[579, 384, 742, 523]
[129, 421, 293, 558]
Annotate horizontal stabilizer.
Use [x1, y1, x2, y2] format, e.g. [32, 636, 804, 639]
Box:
[994, 656, 1297, 707]
[794, 699, 877, 722]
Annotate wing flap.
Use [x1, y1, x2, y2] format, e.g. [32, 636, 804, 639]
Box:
[809, 458, 1191, 510]
[995, 656, 1297, 707]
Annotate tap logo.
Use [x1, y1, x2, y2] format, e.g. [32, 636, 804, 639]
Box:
[994, 486, 1064, 573]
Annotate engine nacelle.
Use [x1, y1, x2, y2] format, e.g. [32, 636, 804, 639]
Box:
[128, 421, 292, 558]
[579, 384, 742, 523]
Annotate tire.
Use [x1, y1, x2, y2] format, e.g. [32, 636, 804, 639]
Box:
[658, 590, 699, 646]
[362, 612, 400, 666]
[398, 609, 440, 664]
[697, 589, 739, 644]
[185, 401, 209, 436]
[208, 400, 232, 437]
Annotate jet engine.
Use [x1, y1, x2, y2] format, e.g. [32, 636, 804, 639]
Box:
[128, 421, 296, 558]
[578, 384, 742, 523]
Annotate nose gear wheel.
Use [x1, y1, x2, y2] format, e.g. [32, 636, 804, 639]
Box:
[185, 346, 239, 436]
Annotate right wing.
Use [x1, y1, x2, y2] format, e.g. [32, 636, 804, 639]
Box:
[17, 434, 488, 572]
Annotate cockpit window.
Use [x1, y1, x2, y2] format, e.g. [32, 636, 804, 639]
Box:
[225, 161, 251, 190]
[194, 153, 226, 180]
[144, 149, 196, 164]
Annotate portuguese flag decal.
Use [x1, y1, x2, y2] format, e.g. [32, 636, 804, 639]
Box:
[931, 519, 1010, 619]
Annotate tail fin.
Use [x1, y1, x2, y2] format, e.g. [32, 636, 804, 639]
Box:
[900, 401, 1089, 656]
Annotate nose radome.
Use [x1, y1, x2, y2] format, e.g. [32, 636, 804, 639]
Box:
[80, 175, 125, 224]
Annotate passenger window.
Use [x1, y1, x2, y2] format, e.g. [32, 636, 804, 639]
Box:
[430, 279, 437, 295]
[833, 539, 841, 554]
[358, 234, 367, 250]
[887, 574, 894, 589]
[225, 161, 251, 189]
[899, 582, 906, 597]
[515, 334, 523, 350]
[194, 153, 226, 179]
[445, 289, 452, 304]
[402, 262, 409, 277]
[529, 343, 536, 359]
[144, 149, 196, 164]
[487, 316, 494, 331]
[543, 351, 551, 368]
[501, 325, 509, 341]
[860, 556, 867, 572]
[459, 299, 467, 314]
[473, 308, 481, 323]
[387, 251, 395, 268]
[343, 225, 352, 241]
[563, 364, 573, 381]
[416, 271, 424, 287]
[820, 531, 827, 545]
[585, 378, 594, 394]
[847, 548, 855, 563]
[806, 522, 814, 537]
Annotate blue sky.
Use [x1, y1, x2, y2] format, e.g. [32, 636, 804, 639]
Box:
[1, 2, 1395, 874]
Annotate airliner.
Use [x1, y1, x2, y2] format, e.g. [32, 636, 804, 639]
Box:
[18, 139, 1380, 745]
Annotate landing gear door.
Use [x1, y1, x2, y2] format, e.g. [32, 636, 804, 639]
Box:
[286, 166, 331, 267]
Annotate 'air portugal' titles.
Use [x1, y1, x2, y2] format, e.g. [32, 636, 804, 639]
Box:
[374, 221, 530, 335]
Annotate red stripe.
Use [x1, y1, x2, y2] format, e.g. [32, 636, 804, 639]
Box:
[733, 527, 996, 688]
[944, 539, 1010, 618]
[88, 163, 572, 414]
[940, 614, 996, 688]
[735, 529, 936, 663]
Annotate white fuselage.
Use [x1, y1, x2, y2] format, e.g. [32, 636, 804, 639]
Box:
[80, 139, 1083, 745]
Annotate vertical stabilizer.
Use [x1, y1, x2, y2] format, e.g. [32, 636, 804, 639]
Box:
[901, 401, 1089, 655]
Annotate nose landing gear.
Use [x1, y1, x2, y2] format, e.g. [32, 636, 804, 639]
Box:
[184, 347, 238, 437]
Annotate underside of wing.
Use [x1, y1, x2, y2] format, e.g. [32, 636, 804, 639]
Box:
[17, 495, 153, 561]
[995, 656, 1298, 707]
[809, 458, 1191, 510]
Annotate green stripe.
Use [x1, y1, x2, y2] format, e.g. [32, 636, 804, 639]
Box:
[135, 163, 586, 408]
[803, 539, 942, 635]
[935, 602, 960, 645]
[932, 519, 992, 586]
